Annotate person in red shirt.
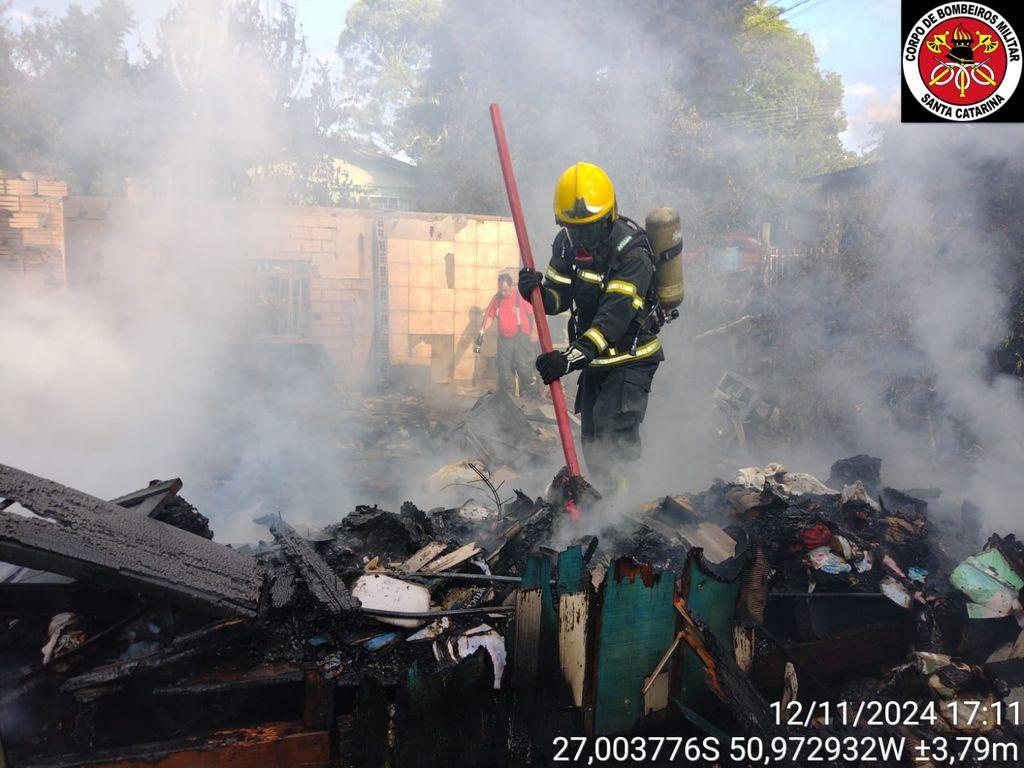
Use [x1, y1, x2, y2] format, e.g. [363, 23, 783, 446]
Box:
[475, 273, 539, 397]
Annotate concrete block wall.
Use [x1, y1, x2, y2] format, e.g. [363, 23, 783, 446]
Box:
[0, 172, 69, 291]
[385, 214, 521, 386]
[52, 181, 523, 393]
[259, 209, 373, 387]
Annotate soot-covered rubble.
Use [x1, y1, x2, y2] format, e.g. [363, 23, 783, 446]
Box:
[1, 453, 1023, 767]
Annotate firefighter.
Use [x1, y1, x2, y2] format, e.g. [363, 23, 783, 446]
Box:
[475, 273, 539, 398]
[519, 162, 663, 493]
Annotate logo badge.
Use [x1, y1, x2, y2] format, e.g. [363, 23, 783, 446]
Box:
[903, 3, 1022, 121]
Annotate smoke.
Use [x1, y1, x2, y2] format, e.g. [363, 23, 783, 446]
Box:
[0, 1, 355, 543]
[634, 125, 1024, 535]
[3, 0, 1024, 546]
[420, 2, 1024, 536]
[827, 127, 1024, 524]
[401, 1, 841, 526]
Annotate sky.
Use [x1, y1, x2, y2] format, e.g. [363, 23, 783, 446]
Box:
[783, 0, 902, 152]
[5, 0, 900, 153]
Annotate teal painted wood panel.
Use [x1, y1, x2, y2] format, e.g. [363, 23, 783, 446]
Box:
[557, 545, 585, 598]
[522, 553, 557, 642]
[679, 557, 740, 703]
[593, 565, 677, 735]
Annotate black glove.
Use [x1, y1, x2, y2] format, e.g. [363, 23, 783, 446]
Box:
[535, 346, 589, 385]
[518, 267, 543, 302]
[473, 332, 484, 354]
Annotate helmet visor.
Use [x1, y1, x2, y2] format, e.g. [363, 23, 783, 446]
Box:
[565, 219, 607, 252]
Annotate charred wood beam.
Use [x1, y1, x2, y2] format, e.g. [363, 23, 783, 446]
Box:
[19, 721, 330, 768]
[152, 662, 304, 697]
[302, 670, 335, 730]
[0, 603, 153, 709]
[110, 479, 182, 518]
[360, 605, 512, 619]
[267, 567, 296, 611]
[61, 619, 248, 692]
[753, 620, 914, 687]
[693, 314, 764, 342]
[0, 464, 263, 617]
[1, 478, 185, 597]
[674, 595, 780, 739]
[51, 663, 308, 757]
[0, 464, 149, 525]
[272, 526, 359, 614]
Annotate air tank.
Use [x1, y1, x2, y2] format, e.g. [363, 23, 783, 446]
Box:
[644, 207, 684, 311]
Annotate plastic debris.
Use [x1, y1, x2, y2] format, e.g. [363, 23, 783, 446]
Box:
[951, 543, 1024, 623]
[364, 631, 401, 652]
[732, 463, 837, 497]
[800, 523, 832, 550]
[432, 623, 507, 689]
[807, 546, 851, 574]
[352, 573, 432, 628]
[880, 576, 912, 609]
[41, 612, 84, 665]
[406, 617, 452, 642]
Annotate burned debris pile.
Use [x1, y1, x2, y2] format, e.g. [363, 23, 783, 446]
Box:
[2, 456, 1024, 766]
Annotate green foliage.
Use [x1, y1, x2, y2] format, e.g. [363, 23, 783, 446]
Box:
[337, 0, 442, 152]
[1, 0, 141, 189]
[336, 0, 855, 240]
[1, 0, 856, 223]
[725, 4, 852, 224]
[0, 0, 351, 203]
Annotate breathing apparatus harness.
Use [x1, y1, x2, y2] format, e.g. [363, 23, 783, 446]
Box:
[565, 216, 679, 358]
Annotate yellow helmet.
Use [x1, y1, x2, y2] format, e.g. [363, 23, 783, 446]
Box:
[553, 162, 616, 225]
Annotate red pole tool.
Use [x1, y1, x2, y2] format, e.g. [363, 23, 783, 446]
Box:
[489, 103, 582, 521]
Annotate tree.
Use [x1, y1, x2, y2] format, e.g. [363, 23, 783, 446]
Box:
[151, 0, 337, 198]
[2, 0, 144, 191]
[0, 0, 352, 203]
[336, 0, 441, 153]
[723, 4, 852, 226]
[0, 1, 40, 171]
[336, 0, 853, 242]
[2, 0, 852, 218]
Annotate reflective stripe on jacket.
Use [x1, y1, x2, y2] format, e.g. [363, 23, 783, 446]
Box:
[540, 220, 664, 368]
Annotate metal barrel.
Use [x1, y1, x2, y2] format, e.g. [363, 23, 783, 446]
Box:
[645, 207, 684, 311]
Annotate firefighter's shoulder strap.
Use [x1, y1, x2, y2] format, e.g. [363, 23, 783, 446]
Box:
[607, 216, 666, 350]
[608, 216, 657, 301]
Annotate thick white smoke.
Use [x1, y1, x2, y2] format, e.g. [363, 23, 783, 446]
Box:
[3, 0, 1024, 546]
[0, 1, 353, 543]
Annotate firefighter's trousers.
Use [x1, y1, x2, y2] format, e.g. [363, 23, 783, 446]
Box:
[574, 361, 658, 490]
